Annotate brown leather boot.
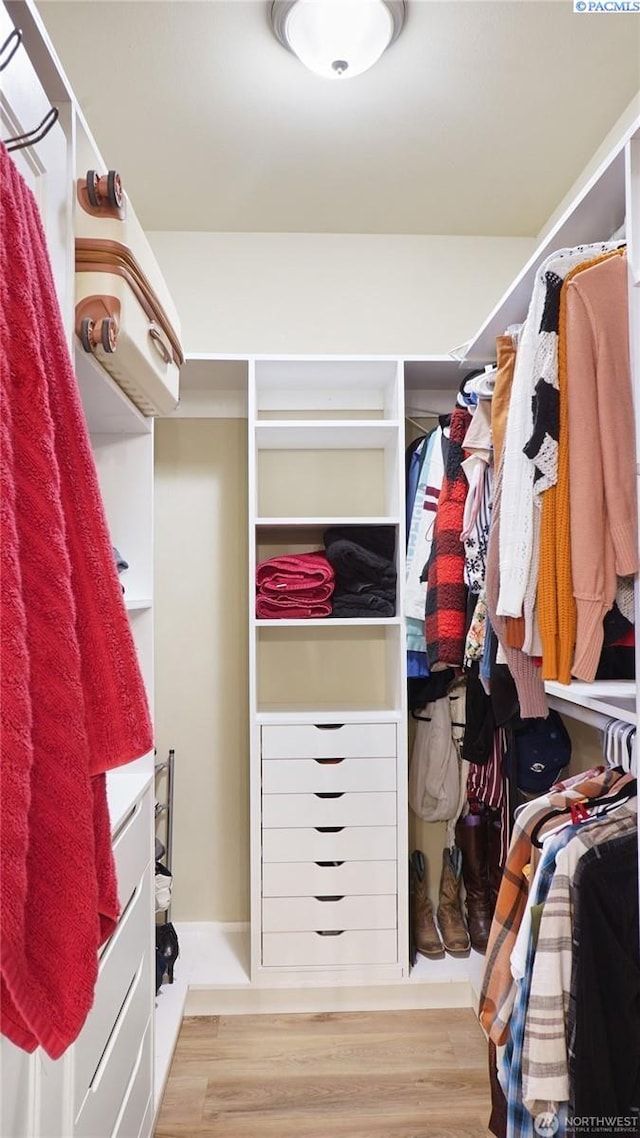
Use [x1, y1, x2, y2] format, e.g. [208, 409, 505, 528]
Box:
[436, 846, 470, 958]
[410, 850, 445, 959]
[455, 813, 493, 954]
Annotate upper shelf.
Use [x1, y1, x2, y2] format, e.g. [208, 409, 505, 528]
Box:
[464, 123, 638, 363]
[75, 347, 151, 436]
[545, 680, 636, 730]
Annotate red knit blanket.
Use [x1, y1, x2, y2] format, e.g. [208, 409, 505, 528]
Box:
[0, 145, 153, 1059]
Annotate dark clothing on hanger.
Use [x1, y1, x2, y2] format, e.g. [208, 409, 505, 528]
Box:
[570, 831, 640, 1120]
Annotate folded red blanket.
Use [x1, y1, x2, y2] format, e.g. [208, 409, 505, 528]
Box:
[256, 596, 333, 619]
[256, 552, 334, 597]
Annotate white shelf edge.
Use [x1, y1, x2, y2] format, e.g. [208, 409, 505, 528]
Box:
[125, 597, 153, 612]
[255, 617, 400, 627]
[545, 680, 636, 729]
[255, 419, 401, 428]
[256, 709, 403, 724]
[256, 516, 401, 527]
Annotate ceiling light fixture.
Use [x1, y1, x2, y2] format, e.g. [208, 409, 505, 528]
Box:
[270, 0, 406, 81]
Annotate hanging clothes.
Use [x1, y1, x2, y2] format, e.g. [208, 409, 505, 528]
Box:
[425, 407, 472, 668]
[0, 144, 153, 1058]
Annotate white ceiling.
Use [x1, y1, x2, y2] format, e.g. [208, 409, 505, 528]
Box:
[38, 0, 640, 237]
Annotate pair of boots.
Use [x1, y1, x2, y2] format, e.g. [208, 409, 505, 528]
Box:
[455, 808, 502, 954]
[409, 848, 470, 961]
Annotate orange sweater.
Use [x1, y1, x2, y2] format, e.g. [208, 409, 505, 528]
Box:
[538, 250, 623, 683]
[565, 253, 637, 682]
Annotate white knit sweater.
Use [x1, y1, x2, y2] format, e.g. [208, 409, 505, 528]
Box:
[497, 242, 619, 620]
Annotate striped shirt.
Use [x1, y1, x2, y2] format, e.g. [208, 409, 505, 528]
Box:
[479, 766, 624, 1045]
[522, 802, 637, 1118]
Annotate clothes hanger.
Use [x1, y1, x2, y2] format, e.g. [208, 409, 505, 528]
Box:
[4, 106, 60, 153]
[1, 27, 60, 153]
[0, 27, 21, 71]
[530, 777, 637, 848]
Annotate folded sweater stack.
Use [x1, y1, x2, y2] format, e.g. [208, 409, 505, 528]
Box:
[323, 526, 397, 617]
[256, 552, 335, 618]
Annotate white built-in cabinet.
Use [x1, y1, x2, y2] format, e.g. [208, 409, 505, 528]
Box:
[0, 1, 174, 1135]
[248, 360, 409, 983]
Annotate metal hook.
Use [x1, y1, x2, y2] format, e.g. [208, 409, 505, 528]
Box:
[0, 27, 22, 71]
[5, 106, 59, 153]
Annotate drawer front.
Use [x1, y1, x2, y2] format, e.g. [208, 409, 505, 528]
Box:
[262, 826, 397, 863]
[261, 723, 396, 760]
[111, 1020, 152, 1138]
[263, 860, 396, 897]
[75, 949, 151, 1138]
[262, 756, 396, 794]
[75, 868, 152, 1116]
[112, 789, 152, 912]
[262, 792, 396, 829]
[263, 894, 396, 932]
[262, 929, 398, 968]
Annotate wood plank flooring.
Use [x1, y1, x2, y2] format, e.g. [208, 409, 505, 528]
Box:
[155, 1009, 493, 1138]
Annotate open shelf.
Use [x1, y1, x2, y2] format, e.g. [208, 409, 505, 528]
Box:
[256, 445, 400, 519]
[256, 515, 401, 527]
[254, 358, 400, 419]
[256, 624, 403, 714]
[76, 346, 151, 436]
[545, 680, 636, 729]
[125, 597, 152, 612]
[255, 421, 401, 449]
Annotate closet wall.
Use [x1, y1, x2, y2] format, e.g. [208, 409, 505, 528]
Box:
[154, 419, 249, 922]
[147, 233, 535, 357]
[151, 246, 532, 926]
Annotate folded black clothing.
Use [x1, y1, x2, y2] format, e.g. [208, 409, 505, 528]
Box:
[331, 591, 396, 617]
[325, 539, 396, 590]
[341, 580, 395, 602]
[324, 525, 395, 562]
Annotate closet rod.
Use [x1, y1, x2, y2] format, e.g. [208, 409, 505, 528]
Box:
[545, 695, 624, 735]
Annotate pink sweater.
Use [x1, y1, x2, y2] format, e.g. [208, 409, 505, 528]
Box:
[566, 253, 638, 681]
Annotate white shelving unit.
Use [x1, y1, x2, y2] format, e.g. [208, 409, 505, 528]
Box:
[249, 357, 409, 987]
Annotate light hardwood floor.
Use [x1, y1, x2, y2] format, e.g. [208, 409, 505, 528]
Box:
[155, 1009, 493, 1138]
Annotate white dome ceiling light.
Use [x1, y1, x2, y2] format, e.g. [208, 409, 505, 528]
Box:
[270, 0, 407, 81]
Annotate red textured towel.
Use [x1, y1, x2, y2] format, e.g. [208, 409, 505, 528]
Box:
[256, 595, 333, 619]
[256, 552, 334, 598]
[0, 145, 153, 1059]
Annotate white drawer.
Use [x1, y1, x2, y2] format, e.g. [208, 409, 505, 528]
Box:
[262, 756, 396, 794]
[263, 792, 396, 829]
[75, 948, 151, 1138]
[261, 723, 396, 760]
[112, 789, 152, 912]
[75, 868, 152, 1116]
[263, 860, 396, 897]
[263, 894, 396, 932]
[262, 826, 397, 863]
[111, 1020, 152, 1138]
[263, 929, 398, 968]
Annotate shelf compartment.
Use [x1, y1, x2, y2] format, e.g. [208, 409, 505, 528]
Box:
[254, 359, 400, 420]
[255, 523, 399, 623]
[256, 444, 400, 520]
[256, 625, 402, 714]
